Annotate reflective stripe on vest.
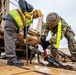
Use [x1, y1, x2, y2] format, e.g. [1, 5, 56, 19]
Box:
[9, 9, 33, 29]
[55, 20, 62, 48]
[9, 9, 25, 29]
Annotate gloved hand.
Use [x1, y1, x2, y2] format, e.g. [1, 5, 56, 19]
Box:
[40, 35, 46, 43]
[40, 35, 50, 50]
[42, 41, 50, 50]
[24, 12, 31, 19]
[24, 38, 26, 43]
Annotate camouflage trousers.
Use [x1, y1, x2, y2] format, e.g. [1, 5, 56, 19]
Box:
[50, 27, 76, 60]
[65, 28, 76, 61]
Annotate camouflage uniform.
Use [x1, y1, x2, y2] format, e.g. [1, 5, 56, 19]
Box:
[0, 12, 2, 24]
[41, 12, 76, 60]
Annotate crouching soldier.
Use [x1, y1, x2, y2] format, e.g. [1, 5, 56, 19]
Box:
[41, 12, 76, 62]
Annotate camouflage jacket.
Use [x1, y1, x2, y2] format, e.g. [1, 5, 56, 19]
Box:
[0, 13, 2, 24]
[41, 18, 71, 44]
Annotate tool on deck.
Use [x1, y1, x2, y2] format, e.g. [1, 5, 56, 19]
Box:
[24, 26, 28, 66]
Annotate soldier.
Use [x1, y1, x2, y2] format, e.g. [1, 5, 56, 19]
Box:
[41, 12, 76, 61]
[3, 0, 42, 66]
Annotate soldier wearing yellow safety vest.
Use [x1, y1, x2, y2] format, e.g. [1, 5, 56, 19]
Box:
[3, 0, 42, 66]
[41, 12, 76, 61]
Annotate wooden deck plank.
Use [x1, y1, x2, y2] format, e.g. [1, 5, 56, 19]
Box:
[0, 59, 76, 75]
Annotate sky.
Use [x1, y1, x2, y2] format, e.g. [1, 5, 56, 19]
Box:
[9, 0, 76, 48]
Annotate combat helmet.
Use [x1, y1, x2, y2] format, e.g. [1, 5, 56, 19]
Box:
[46, 12, 60, 28]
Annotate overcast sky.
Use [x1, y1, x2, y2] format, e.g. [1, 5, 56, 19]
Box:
[9, 0, 76, 48]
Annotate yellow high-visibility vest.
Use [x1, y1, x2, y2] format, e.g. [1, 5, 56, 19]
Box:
[9, 8, 33, 29]
[55, 20, 62, 48]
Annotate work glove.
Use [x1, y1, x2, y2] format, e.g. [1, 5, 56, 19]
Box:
[24, 12, 31, 19]
[42, 41, 50, 50]
[40, 35, 46, 43]
[24, 38, 26, 43]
